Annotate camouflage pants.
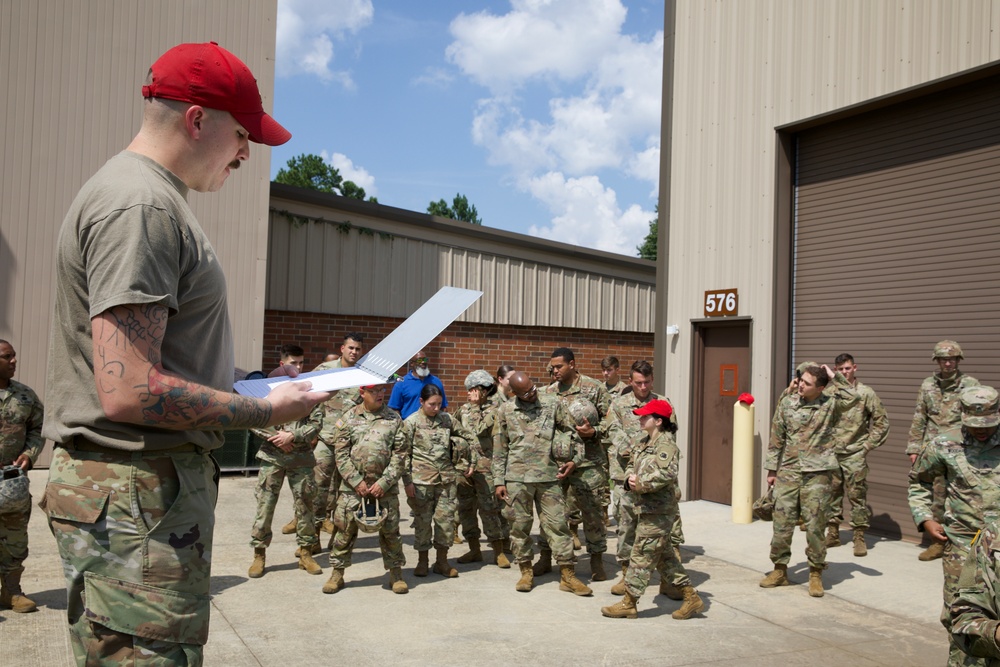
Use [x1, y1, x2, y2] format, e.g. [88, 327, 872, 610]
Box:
[42, 446, 218, 667]
[614, 483, 637, 564]
[537, 465, 608, 554]
[412, 482, 458, 551]
[828, 449, 872, 529]
[507, 481, 575, 565]
[250, 461, 317, 549]
[330, 491, 404, 571]
[624, 511, 691, 598]
[312, 442, 341, 522]
[769, 468, 833, 569]
[942, 540, 988, 667]
[0, 504, 29, 575]
[457, 471, 508, 542]
[671, 486, 686, 547]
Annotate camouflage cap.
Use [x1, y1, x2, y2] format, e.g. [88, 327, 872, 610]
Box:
[932, 340, 964, 360]
[464, 369, 495, 391]
[961, 386, 1000, 428]
[795, 361, 820, 375]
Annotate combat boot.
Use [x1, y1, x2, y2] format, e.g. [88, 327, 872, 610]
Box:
[298, 548, 323, 575]
[389, 567, 409, 594]
[659, 580, 684, 601]
[759, 563, 789, 588]
[248, 548, 266, 579]
[295, 543, 320, 557]
[570, 523, 582, 551]
[414, 550, 430, 577]
[0, 568, 36, 613]
[808, 566, 824, 597]
[281, 518, 297, 534]
[918, 541, 945, 561]
[491, 540, 510, 568]
[532, 549, 552, 576]
[590, 553, 607, 581]
[457, 539, 483, 564]
[515, 562, 534, 592]
[432, 547, 458, 578]
[322, 568, 345, 594]
[454, 521, 463, 544]
[671, 586, 705, 619]
[853, 528, 868, 557]
[826, 524, 841, 548]
[611, 562, 628, 595]
[322, 518, 336, 534]
[559, 564, 593, 596]
[601, 591, 638, 619]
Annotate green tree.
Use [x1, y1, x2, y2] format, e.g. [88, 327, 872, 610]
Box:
[275, 153, 376, 202]
[637, 205, 659, 260]
[427, 193, 482, 225]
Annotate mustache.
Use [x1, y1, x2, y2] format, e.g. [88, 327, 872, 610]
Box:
[228, 160, 241, 170]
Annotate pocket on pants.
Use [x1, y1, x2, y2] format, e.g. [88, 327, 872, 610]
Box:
[40, 482, 110, 523]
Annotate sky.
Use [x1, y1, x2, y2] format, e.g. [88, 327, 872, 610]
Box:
[271, 0, 665, 257]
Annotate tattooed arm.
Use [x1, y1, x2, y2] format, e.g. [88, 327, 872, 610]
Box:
[92, 304, 330, 430]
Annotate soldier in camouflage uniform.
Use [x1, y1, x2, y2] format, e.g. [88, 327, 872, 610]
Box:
[534, 348, 612, 582]
[400, 384, 474, 578]
[601, 356, 629, 396]
[0, 341, 43, 613]
[601, 399, 704, 620]
[909, 385, 1000, 667]
[909, 340, 979, 562]
[324, 383, 409, 594]
[491, 364, 516, 409]
[760, 363, 858, 598]
[951, 516, 1000, 665]
[492, 371, 592, 595]
[454, 370, 511, 568]
[826, 353, 890, 556]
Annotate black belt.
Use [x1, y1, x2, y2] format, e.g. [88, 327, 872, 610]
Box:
[66, 436, 204, 457]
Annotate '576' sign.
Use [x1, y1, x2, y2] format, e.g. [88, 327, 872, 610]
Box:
[704, 289, 738, 317]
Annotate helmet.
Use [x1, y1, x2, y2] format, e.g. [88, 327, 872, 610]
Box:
[0, 465, 30, 515]
[353, 497, 387, 534]
[932, 340, 964, 360]
[752, 486, 775, 522]
[551, 431, 575, 463]
[566, 397, 599, 427]
[464, 369, 495, 391]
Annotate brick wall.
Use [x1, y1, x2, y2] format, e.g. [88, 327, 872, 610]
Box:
[262, 310, 654, 400]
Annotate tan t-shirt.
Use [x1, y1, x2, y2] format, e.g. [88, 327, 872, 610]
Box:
[43, 151, 234, 451]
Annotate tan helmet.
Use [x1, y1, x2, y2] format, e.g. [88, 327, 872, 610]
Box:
[932, 340, 964, 360]
[353, 497, 388, 534]
[0, 465, 30, 515]
[961, 386, 1000, 428]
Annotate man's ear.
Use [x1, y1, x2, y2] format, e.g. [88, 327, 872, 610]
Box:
[184, 105, 207, 138]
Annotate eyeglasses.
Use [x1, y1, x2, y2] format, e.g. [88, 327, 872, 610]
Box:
[516, 385, 537, 400]
[412, 357, 429, 365]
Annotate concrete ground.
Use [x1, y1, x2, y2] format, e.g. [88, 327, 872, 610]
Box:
[6, 470, 948, 666]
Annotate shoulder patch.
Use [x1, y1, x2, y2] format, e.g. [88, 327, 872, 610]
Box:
[335, 419, 345, 429]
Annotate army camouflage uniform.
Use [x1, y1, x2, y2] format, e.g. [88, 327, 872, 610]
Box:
[951, 517, 1000, 665]
[249, 405, 323, 550]
[909, 387, 1000, 667]
[0, 380, 43, 580]
[400, 410, 473, 551]
[330, 404, 407, 571]
[492, 392, 584, 565]
[766, 372, 857, 570]
[605, 380, 629, 396]
[313, 359, 363, 524]
[828, 380, 890, 530]
[538, 374, 611, 557]
[454, 400, 509, 543]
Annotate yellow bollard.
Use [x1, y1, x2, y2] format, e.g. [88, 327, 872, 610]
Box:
[731, 397, 755, 524]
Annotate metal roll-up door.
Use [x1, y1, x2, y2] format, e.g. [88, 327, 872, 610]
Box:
[791, 74, 1000, 541]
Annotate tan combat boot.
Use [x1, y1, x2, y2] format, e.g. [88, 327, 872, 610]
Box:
[432, 547, 458, 578]
[298, 548, 323, 575]
[853, 528, 868, 557]
[414, 550, 430, 577]
[295, 543, 320, 557]
[281, 518, 297, 535]
[248, 548, 266, 579]
[590, 553, 607, 581]
[610, 562, 628, 595]
[389, 567, 409, 594]
[491, 540, 510, 568]
[515, 562, 534, 592]
[570, 523, 582, 551]
[559, 564, 593, 596]
[0, 568, 37, 613]
[532, 549, 552, 576]
[826, 524, 841, 548]
[659, 580, 684, 600]
[601, 591, 638, 619]
[759, 563, 789, 588]
[457, 539, 483, 564]
[322, 518, 336, 534]
[918, 540, 945, 561]
[808, 566, 824, 598]
[322, 568, 345, 594]
[672, 586, 705, 619]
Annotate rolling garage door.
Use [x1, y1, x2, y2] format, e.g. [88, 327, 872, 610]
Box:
[791, 73, 1000, 541]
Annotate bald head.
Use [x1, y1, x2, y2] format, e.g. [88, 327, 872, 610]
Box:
[508, 371, 538, 403]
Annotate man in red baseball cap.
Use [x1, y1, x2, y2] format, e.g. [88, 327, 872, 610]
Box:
[41, 42, 328, 666]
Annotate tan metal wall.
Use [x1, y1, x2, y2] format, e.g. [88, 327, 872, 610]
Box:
[268, 185, 657, 332]
[0, 0, 279, 401]
[660, 0, 1000, 495]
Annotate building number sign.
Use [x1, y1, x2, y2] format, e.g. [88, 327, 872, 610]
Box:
[704, 288, 738, 317]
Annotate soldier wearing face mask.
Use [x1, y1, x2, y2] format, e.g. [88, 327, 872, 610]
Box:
[388, 350, 448, 419]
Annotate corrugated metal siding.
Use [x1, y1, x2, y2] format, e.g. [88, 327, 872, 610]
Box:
[792, 75, 1000, 540]
[662, 0, 1000, 496]
[0, 1, 278, 402]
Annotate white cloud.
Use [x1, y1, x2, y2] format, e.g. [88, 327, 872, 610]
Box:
[324, 151, 377, 197]
[276, 0, 373, 84]
[525, 172, 652, 256]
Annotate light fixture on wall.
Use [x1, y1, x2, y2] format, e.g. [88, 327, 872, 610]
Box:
[665, 324, 680, 335]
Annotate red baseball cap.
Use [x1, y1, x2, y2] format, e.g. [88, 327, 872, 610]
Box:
[633, 399, 673, 420]
[141, 42, 291, 146]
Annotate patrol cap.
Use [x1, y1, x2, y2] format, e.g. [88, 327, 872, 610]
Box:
[633, 399, 674, 420]
[961, 386, 1000, 428]
[796, 361, 820, 376]
[464, 369, 495, 391]
[933, 340, 964, 360]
